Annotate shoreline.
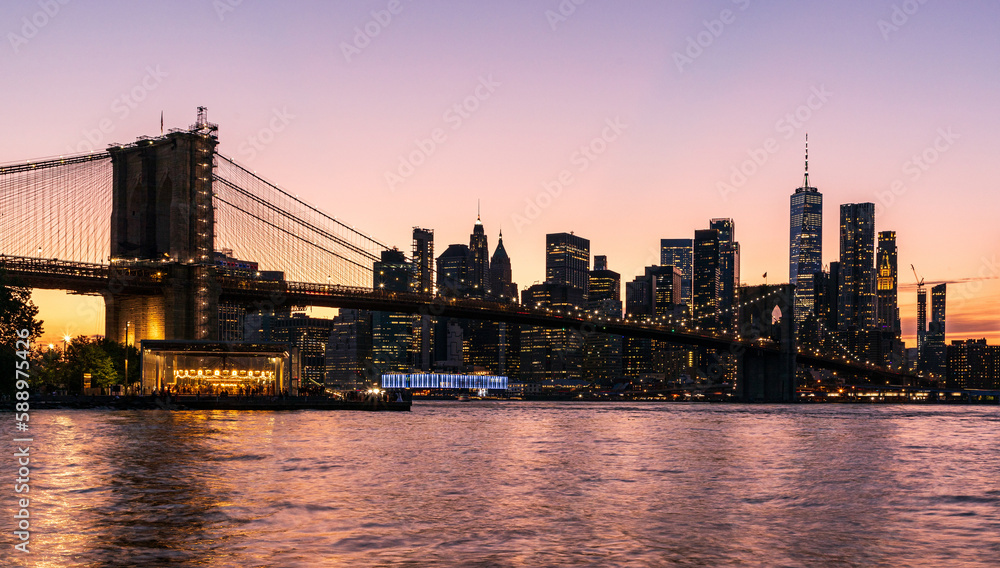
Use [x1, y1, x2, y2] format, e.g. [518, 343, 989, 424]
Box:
[0, 394, 411, 412]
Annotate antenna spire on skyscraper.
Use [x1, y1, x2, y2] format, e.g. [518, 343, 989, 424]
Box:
[803, 133, 810, 188]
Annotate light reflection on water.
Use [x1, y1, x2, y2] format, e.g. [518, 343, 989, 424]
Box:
[2, 403, 999, 567]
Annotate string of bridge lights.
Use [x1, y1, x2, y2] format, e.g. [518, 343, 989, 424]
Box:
[805, 318, 887, 369]
[532, 288, 785, 337]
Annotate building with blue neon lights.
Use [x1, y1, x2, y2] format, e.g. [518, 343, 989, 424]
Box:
[381, 374, 508, 390]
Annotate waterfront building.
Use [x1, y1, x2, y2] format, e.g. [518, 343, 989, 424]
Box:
[326, 308, 373, 390]
[272, 312, 336, 393]
[946, 338, 1000, 390]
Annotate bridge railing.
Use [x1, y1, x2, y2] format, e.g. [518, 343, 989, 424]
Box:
[0, 254, 110, 278]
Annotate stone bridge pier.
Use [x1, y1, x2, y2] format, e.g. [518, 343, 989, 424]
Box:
[735, 283, 797, 402]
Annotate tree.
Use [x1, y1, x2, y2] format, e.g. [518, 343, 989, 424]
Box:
[99, 338, 140, 388]
[64, 336, 117, 392]
[29, 347, 66, 393]
[0, 270, 44, 395]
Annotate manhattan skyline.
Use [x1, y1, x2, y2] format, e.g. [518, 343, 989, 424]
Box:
[3, 0, 998, 347]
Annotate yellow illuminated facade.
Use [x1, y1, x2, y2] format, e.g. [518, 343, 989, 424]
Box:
[141, 340, 291, 395]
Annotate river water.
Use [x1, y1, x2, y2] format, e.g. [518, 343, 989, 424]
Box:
[2, 402, 999, 567]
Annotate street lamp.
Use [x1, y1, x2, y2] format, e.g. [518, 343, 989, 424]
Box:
[124, 321, 131, 389]
[62, 335, 71, 355]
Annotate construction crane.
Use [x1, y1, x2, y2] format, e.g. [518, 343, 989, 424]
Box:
[910, 264, 924, 289]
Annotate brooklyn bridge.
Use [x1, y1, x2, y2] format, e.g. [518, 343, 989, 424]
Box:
[0, 109, 917, 401]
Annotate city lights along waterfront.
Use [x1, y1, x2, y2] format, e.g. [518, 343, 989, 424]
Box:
[2, 403, 999, 567]
[4, 2, 1000, 565]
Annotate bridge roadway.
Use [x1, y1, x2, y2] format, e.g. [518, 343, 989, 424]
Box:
[0, 255, 916, 383]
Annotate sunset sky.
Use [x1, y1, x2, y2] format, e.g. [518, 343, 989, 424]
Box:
[3, 0, 998, 347]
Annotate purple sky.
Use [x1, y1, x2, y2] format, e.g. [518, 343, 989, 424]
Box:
[3, 0, 998, 346]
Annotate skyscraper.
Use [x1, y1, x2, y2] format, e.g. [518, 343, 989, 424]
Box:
[411, 228, 435, 371]
[923, 283, 947, 373]
[660, 239, 693, 305]
[411, 227, 434, 295]
[586, 256, 622, 385]
[624, 273, 654, 378]
[436, 244, 472, 296]
[588, 256, 621, 307]
[469, 213, 490, 298]
[272, 313, 336, 393]
[546, 232, 590, 301]
[930, 283, 947, 340]
[520, 282, 586, 381]
[838, 202, 876, 330]
[372, 249, 412, 373]
[789, 135, 823, 324]
[326, 308, 373, 390]
[693, 228, 721, 331]
[876, 231, 901, 336]
[711, 218, 740, 330]
[916, 285, 927, 362]
[489, 230, 517, 301]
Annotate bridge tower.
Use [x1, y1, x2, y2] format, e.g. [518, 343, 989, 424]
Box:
[736, 283, 797, 402]
[104, 108, 220, 343]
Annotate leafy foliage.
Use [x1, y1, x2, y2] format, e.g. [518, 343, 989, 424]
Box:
[63, 336, 118, 390]
[0, 270, 44, 394]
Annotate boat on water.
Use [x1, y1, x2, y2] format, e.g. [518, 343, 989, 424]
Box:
[456, 395, 471, 402]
